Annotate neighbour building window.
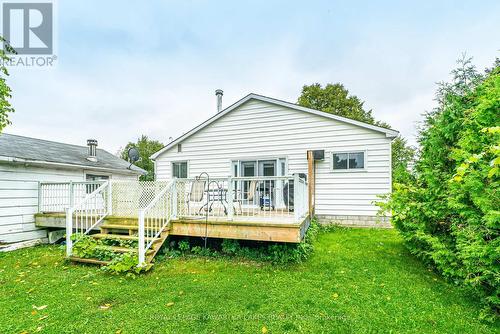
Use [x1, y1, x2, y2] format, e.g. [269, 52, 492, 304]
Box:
[332, 152, 365, 170]
[172, 161, 188, 178]
[85, 174, 109, 193]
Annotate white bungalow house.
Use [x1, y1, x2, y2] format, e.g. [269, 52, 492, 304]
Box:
[151, 92, 398, 228]
[0, 134, 145, 247]
[29, 92, 397, 266]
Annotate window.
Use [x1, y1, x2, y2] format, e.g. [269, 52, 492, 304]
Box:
[332, 152, 365, 170]
[177, 144, 182, 153]
[172, 161, 188, 178]
[261, 161, 276, 176]
[85, 174, 109, 193]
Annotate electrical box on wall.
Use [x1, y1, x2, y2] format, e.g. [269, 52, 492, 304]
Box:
[307, 150, 325, 161]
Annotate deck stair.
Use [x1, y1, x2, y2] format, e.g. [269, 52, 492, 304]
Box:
[69, 216, 171, 266]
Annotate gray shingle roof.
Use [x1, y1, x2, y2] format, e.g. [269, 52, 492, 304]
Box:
[0, 133, 145, 175]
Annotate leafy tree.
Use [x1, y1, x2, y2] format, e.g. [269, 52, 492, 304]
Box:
[0, 36, 15, 132]
[297, 83, 415, 183]
[298, 83, 389, 127]
[391, 136, 416, 184]
[119, 135, 164, 181]
[379, 56, 499, 317]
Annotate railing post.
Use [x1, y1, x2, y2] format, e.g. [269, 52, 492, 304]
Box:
[172, 179, 178, 219]
[302, 180, 309, 217]
[65, 208, 73, 257]
[138, 209, 145, 266]
[107, 181, 113, 215]
[294, 174, 300, 222]
[69, 181, 74, 208]
[227, 176, 234, 220]
[37, 181, 42, 213]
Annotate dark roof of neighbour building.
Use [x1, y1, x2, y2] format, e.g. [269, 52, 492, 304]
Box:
[0, 133, 146, 175]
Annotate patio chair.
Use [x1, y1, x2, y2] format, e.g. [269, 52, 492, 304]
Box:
[233, 180, 258, 214]
[186, 179, 206, 215]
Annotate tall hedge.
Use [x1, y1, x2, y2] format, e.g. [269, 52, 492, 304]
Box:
[380, 58, 499, 318]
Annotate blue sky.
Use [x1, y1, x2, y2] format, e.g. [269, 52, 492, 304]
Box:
[5, 0, 500, 153]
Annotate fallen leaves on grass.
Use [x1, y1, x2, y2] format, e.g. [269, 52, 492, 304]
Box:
[262, 326, 268, 333]
[99, 303, 112, 310]
[32, 305, 48, 311]
[166, 302, 175, 307]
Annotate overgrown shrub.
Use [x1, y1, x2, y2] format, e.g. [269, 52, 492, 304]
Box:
[70, 234, 150, 275]
[162, 219, 321, 265]
[379, 57, 499, 318]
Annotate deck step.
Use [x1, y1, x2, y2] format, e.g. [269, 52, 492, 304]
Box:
[100, 224, 140, 230]
[91, 233, 159, 242]
[69, 256, 111, 265]
[93, 245, 155, 255]
[94, 245, 138, 253]
[100, 224, 168, 231]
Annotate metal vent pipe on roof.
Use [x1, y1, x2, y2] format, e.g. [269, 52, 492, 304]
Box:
[87, 139, 98, 162]
[215, 89, 223, 113]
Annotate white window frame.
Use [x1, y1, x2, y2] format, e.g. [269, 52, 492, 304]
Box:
[171, 160, 189, 179]
[330, 150, 367, 172]
[229, 156, 288, 177]
[84, 171, 112, 181]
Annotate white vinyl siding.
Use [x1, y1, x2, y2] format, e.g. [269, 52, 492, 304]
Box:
[155, 99, 392, 216]
[0, 163, 138, 244]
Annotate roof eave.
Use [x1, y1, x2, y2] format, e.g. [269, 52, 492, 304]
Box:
[0, 155, 146, 175]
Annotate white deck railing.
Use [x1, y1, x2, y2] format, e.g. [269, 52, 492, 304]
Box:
[39, 176, 309, 223]
[39, 181, 104, 213]
[65, 181, 112, 257]
[39, 176, 309, 262]
[138, 180, 177, 265]
[176, 175, 308, 223]
[111, 180, 170, 217]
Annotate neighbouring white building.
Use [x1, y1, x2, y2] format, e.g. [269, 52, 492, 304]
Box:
[0, 134, 145, 245]
[151, 92, 398, 227]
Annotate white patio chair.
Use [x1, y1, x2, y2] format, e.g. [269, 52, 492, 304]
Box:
[234, 180, 258, 214]
[186, 179, 206, 215]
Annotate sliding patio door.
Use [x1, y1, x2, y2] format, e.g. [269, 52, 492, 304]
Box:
[231, 158, 287, 206]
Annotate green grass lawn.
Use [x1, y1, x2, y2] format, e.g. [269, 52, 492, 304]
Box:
[0, 228, 498, 334]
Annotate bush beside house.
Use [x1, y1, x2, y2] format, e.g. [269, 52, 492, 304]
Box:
[380, 57, 499, 317]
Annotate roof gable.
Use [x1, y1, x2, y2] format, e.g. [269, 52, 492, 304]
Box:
[151, 93, 399, 159]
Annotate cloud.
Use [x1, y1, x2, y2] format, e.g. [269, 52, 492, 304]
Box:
[4, 0, 499, 152]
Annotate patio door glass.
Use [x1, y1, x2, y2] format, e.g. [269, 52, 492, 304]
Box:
[231, 158, 287, 206]
[241, 161, 256, 200]
[258, 160, 276, 176]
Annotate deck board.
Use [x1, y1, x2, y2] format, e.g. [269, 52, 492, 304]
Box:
[35, 213, 309, 243]
[170, 216, 308, 243]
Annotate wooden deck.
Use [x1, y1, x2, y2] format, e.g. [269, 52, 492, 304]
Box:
[35, 213, 310, 243]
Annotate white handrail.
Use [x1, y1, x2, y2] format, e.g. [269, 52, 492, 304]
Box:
[66, 181, 111, 257]
[138, 180, 176, 266]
